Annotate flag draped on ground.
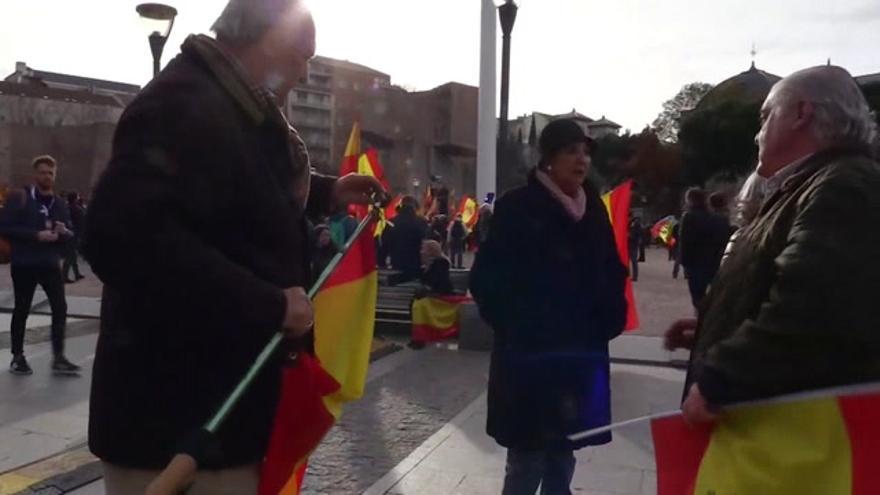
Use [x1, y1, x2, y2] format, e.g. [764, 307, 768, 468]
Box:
[651, 387, 880, 495]
[651, 215, 678, 247]
[411, 294, 472, 343]
[259, 222, 379, 495]
[600, 180, 639, 331]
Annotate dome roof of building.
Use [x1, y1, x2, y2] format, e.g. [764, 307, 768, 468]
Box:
[696, 62, 782, 111]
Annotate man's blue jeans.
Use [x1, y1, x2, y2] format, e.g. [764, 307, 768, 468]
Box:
[502, 448, 576, 495]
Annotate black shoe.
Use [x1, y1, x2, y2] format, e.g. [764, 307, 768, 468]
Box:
[10, 354, 33, 375]
[75, 274, 85, 280]
[52, 355, 81, 376]
[64, 278, 76, 284]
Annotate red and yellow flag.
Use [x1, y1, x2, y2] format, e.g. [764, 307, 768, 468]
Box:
[422, 187, 434, 216]
[652, 389, 880, 494]
[339, 122, 361, 176]
[601, 180, 639, 331]
[259, 223, 378, 495]
[456, 196, 480, 231]
[651, 215, 678, 248]
[411, 294, 472, 344]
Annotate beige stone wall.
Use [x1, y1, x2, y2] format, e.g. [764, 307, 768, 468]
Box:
[0, 95, 121, 126]
[0, 123, 116, 197]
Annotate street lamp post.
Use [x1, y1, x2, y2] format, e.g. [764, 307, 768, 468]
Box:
[136, 3, 178, 77]
[497, 0, 518, 144]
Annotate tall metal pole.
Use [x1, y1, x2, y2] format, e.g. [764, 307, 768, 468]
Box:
[476, 0, 498, 204]
[148, 32, 167, 77]
[497, 1, 518, 145]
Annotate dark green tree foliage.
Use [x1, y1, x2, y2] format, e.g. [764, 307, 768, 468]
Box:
[678, 100, 761, 185]
[652, 82, 714, 143]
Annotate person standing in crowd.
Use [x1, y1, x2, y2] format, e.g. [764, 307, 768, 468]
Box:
[312, 224, 338, 277]
[678, 188, 729, 308]
[0, 156, 79, 376]
[62, 191, 86, 283]
[382, 195, 428, 285]
[628, 217, 643, 282]
[707, 191, 736, 266]
[81, 1, 385, 492]
[327, 203, 357, 248]
[670, 218, 683, 279]
[665, 65, 880, 460]
[429, 214, 449, 252]
[448, 214, 467, 269]
[475, 202, 493, 248]
[471, 119, 627, 495]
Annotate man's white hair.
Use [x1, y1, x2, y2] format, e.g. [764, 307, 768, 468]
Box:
[777, 65, 878, 151]
[211, 0, 297, 46]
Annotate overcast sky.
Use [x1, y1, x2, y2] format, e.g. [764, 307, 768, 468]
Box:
[2, 0, 879, 131]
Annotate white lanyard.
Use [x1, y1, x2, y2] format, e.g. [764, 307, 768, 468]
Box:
[30, 186, 55, 218]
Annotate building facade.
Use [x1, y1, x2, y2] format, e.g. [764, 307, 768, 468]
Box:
[1, 62, 139, 195]
[288, 56, 478, 199]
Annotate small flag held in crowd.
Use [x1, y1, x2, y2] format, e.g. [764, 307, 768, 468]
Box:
[456, 196, 480, 231]
[651, 215, 678, 247]
[601, 180, 639, 331]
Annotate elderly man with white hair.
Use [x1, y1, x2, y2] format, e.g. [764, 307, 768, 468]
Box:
[664, 65, 880, 424]
[82, 0, 385, 492]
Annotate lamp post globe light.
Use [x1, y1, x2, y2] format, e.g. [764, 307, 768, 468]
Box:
[136, 3, 178, 77]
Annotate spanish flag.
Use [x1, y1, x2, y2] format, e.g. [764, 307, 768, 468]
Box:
[339, 122, 390, 234]
[652, 387, 880, 494]
[456, 196, 480, 231]
[339, 122, 361, 176]
[259, 223, 378, 494]
[651, 215, 677, 247]
[601, 180, 639, 331]
[411, 294, 472, 344]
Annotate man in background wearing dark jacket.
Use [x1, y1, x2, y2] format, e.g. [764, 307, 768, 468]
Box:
[665, 65, 880, 437]
[1, 155, 79, 376]
[382, 196, 428, 285]
[82, 0, 384, 492]
[678, 188, 730, 308]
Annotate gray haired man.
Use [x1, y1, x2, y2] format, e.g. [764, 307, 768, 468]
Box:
[664, 65, 880, 431]
[83, 0, 384, 493]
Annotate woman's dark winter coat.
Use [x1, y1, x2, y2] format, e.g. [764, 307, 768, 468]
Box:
[470, 172, 627, 450]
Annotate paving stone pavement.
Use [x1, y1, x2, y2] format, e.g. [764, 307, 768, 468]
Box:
[367, 363, 686, 495]
[301, 347, 489, 494]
